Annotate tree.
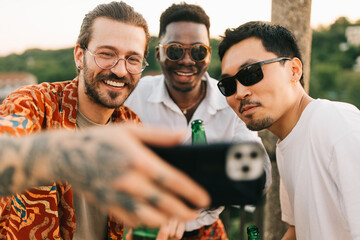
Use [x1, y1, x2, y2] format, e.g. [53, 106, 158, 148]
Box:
[262, 1, 313, 239]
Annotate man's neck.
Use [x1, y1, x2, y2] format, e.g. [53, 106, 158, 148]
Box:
[166, 80, 206, 123]
[269, 92, 313, 141]
[166, 80, 205, 110]
[77, 87, 114, 125]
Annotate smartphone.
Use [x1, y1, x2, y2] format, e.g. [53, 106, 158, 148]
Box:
[149, 141, 266, 207]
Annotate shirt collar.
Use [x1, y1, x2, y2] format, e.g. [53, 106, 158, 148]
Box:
[147, 73, 229, 114]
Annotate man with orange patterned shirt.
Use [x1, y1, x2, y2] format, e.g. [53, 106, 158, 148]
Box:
[0, 2, 172, 239]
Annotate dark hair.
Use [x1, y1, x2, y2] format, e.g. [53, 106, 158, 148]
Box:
[77, 1, 150, 57]
[158, 2, 210, 39]
[218, 21, 304, 87]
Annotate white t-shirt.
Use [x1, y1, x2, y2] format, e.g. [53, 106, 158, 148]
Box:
[277, 99, 360, 240]
[125, 73, 272, 231]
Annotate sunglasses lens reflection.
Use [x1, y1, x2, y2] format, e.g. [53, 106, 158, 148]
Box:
[191, 45, 208, 61]
[166, 45, 183, 61]
[218, 78, 237, 96]
[240, 64, 263, 86]
[165, 44, 209, 61]
[218, 64, 264, 96]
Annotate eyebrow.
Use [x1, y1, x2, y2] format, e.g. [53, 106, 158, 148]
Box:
[165, 41, 208, 45]
[95, 45, 143, 57]
[220, 58, 260, 80]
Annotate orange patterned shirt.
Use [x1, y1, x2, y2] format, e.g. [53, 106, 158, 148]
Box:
[0, 78, 141, 239]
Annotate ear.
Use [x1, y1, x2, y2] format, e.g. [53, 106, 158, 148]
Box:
[290, 57, 303, 83]
[74, 45, 84, 69]
[155, 45, 160, 62]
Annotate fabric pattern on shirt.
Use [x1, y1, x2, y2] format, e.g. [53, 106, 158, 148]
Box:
[0, 78, 141, 239]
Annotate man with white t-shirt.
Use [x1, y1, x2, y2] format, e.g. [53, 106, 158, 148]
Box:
[217, 21, 360, 239]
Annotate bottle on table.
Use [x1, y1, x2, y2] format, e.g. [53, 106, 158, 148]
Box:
[247, 225, 261, 240]
[191, 119, 207, 144]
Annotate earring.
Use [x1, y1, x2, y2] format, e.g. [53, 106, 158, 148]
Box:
[77, 65, 81, 71]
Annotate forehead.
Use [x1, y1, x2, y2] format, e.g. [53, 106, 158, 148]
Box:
[221, 37, 276, 75]
[161, 21, 209, 45]
[89, 17, 147, 55]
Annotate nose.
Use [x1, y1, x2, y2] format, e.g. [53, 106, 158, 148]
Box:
[110, 58, 128, 78]
[178, 49, 195, 65]
[234, 81, 252, 99]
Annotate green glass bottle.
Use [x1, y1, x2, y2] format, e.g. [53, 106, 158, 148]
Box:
[247, 225, 261, 240]
[191, 119, 207, 144]
[132, 226, 159, 240]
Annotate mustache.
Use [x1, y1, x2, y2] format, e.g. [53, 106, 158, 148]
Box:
[239, 99, 262, 112]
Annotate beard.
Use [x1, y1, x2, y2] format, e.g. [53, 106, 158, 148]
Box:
[245, 116, 274, 131]
[238, 99, 273, 131]
[167, 79, 196, 93]
[82, 60, 135, 109]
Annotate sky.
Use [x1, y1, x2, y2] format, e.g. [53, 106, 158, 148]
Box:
[0, 0, 359, 56]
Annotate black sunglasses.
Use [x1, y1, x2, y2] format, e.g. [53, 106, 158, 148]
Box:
[159, 43, 211, 62]
[217, 57, 291, 97]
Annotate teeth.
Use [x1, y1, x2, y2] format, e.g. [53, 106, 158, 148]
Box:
[104, 80, 125, 87]
[176, 71, 194, 76]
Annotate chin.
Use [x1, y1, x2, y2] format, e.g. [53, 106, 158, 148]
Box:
[246, 117, 273, 131]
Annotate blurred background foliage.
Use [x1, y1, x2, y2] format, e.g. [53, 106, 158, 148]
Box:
[309, 17, 360, 107]
[1, 17, 360, 108]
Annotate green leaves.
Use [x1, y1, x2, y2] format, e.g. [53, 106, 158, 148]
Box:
[310, 17, 360, 108]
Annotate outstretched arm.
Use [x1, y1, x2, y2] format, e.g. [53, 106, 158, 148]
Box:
[0, 123, 210, 227]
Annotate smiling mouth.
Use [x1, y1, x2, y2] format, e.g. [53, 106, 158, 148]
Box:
[103, 80, 126, 88]
[174, 71, 197, 76]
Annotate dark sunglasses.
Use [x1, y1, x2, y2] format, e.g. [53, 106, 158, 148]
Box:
[217, 57, 291, 96]
[159, 43, 211, 62]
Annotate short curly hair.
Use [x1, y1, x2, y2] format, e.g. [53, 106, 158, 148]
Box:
[158, 2, 210, 39]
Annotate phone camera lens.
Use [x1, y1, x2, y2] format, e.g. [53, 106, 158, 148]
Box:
[242, 165, 250, 173]
[250, 151, 258, 159]
[235, 152, 242, 159]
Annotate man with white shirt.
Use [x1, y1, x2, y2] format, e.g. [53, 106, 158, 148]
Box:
[125, 3, 272, 239]
[217, 21, 360, 240]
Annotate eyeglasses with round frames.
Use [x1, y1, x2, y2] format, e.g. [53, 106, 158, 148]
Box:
[86, 48, 148, 74]
[159, 43, 211, 62]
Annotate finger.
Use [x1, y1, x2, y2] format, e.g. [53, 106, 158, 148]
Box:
[117, 127, 210, 208]
[108, 206, 140, 227]
[175, 221, 185, 239]
[124, 123, 186, 147]
[110, 202, 167, 228]
[156, 223, 170, 240]
[126, 229, 133, 240]
[167, 218, 178, 237]
[113, 171, 200, 221]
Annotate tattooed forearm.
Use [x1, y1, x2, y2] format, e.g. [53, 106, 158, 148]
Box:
[51, 134, 136, 211]
[0, 166, 15, 196]
[0, 129, 137, 213]
[0, 136, 29, 195]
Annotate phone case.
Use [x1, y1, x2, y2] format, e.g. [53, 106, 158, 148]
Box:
[149, 142, 266, 207]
